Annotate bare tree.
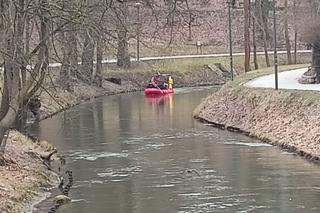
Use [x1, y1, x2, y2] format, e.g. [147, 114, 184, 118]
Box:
[252, 0, 259, 70]
[94, 36, 103, 86]
[256, 0, 270, 67]
[284, 0, 292, 64]
[293, 0, 298, 64]
[59, 0, 79, 90]
[305, 0, 320, 83]
[114, 0, 131, 68]
[244, 0, 251, 72]
[80, 30, 95, 79]
[0, 0, 50, 162]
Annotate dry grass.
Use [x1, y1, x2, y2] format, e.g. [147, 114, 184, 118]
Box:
[0, 131, 58, 213]
[195, 63, 320, 160]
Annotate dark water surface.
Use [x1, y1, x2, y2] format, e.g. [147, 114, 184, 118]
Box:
[29, 87, 320, 213]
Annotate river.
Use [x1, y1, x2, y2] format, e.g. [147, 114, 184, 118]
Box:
[29, 87, 320, 213]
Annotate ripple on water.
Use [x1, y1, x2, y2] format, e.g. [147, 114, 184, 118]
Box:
[67, 150, 129, 161]
[153, 184, 176, 188]
[97, 166, 143, 180]
[125, 129, 219, 144]
[189, 159, 209, 163]
[222, 141, 273, 147]
[71, 199, 89, 203]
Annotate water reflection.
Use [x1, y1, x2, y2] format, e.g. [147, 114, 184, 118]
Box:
[144, 94, 173, 119]
[29, 87, 320, 213]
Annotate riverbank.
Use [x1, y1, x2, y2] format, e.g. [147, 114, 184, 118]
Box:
[37, 59, 236, 121]
[0, 59, 311, 212]
[0, 131, 59, 213]
[1, 58, 234, 212]
[194, 64, 320, 163]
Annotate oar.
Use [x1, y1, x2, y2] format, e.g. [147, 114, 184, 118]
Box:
[156, 85, 164, 94]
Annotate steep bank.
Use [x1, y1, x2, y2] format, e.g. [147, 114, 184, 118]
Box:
[0, 131, 58, 213]
[36, 78, 137, 121]
[194, 64, 320, 162]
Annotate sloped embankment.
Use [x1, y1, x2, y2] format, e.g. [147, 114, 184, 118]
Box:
[0, 131, 58, 213]
[194, 65, 320, 162]
[104, 63, 231, 90]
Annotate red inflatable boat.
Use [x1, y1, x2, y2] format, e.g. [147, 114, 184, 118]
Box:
[144, 74, 174, 96]
[144, 88, 174, 96]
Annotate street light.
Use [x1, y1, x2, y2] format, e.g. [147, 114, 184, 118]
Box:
[135, 2, 142, 61]
[227, 0, 235, 81]
[272, 0, 278, 90]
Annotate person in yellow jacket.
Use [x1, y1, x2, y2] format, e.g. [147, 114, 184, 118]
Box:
[168, 76, 173, 89]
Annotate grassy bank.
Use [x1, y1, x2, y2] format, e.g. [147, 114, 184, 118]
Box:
[103, 53, 311, 90]
[194, 64, 320, 162]
[0, 131, 59, 213]
[104, 52, 311, 74]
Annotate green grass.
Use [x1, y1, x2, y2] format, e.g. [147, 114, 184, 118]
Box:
[103, 52, 311, 75]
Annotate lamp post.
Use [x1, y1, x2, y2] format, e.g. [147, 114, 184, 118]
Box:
[273, 0, 278, 90]
[227, 0, 234, 81]
[135, 2, 142, 61]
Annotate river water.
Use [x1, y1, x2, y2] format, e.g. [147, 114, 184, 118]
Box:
[29, 87, 320, 213]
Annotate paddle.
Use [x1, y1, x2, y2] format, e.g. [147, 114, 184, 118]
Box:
[156, 85, 164, 94]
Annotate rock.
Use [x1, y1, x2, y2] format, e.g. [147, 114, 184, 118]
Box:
[105, 77, 121, 85]
[298, 67, 316, 84]
[27, 97, 41, 116]
[53, 195, 71, 205]
[39, 141, 55, 152]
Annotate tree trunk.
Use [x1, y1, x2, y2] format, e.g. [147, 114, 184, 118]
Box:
[188, 17, 193, 41]
[15, 0, 27, 130]
[284, 0, 292, 65]
[261, 0, 271, 45]
[257, 0, 270, 67]
[244, 0, 251, 72]
[80, 31, 94, 80]
[0, 127, 9, 165]
[94, 37, 103, 87]
[115, 0, 130, 68]
[0, 33, 20, 133]
[166, 0, 175, 26]
[60, 23, 78, 90]
[186, 0, 194, 41]
[0, 128, 9, 154]
[293, 0, 297, 64]
[313, 44, 320, 83]
[60, 31, 71, 90]
[70, 31, 78, 77]
[0, 0, 23, 134]
[252, 2, 259, 70]
[117, 28, 130, 68]
[23, 14, 32, 86]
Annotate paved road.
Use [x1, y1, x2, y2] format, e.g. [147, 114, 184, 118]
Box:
[48, 50, 312, 68]
[244, 67, 320, 91]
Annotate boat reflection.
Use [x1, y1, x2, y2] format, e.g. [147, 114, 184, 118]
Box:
[144, 94, 173, 117]
[144, 94, 173, 105]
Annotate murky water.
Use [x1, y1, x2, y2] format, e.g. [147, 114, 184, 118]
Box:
[29, 87, 320, 213]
